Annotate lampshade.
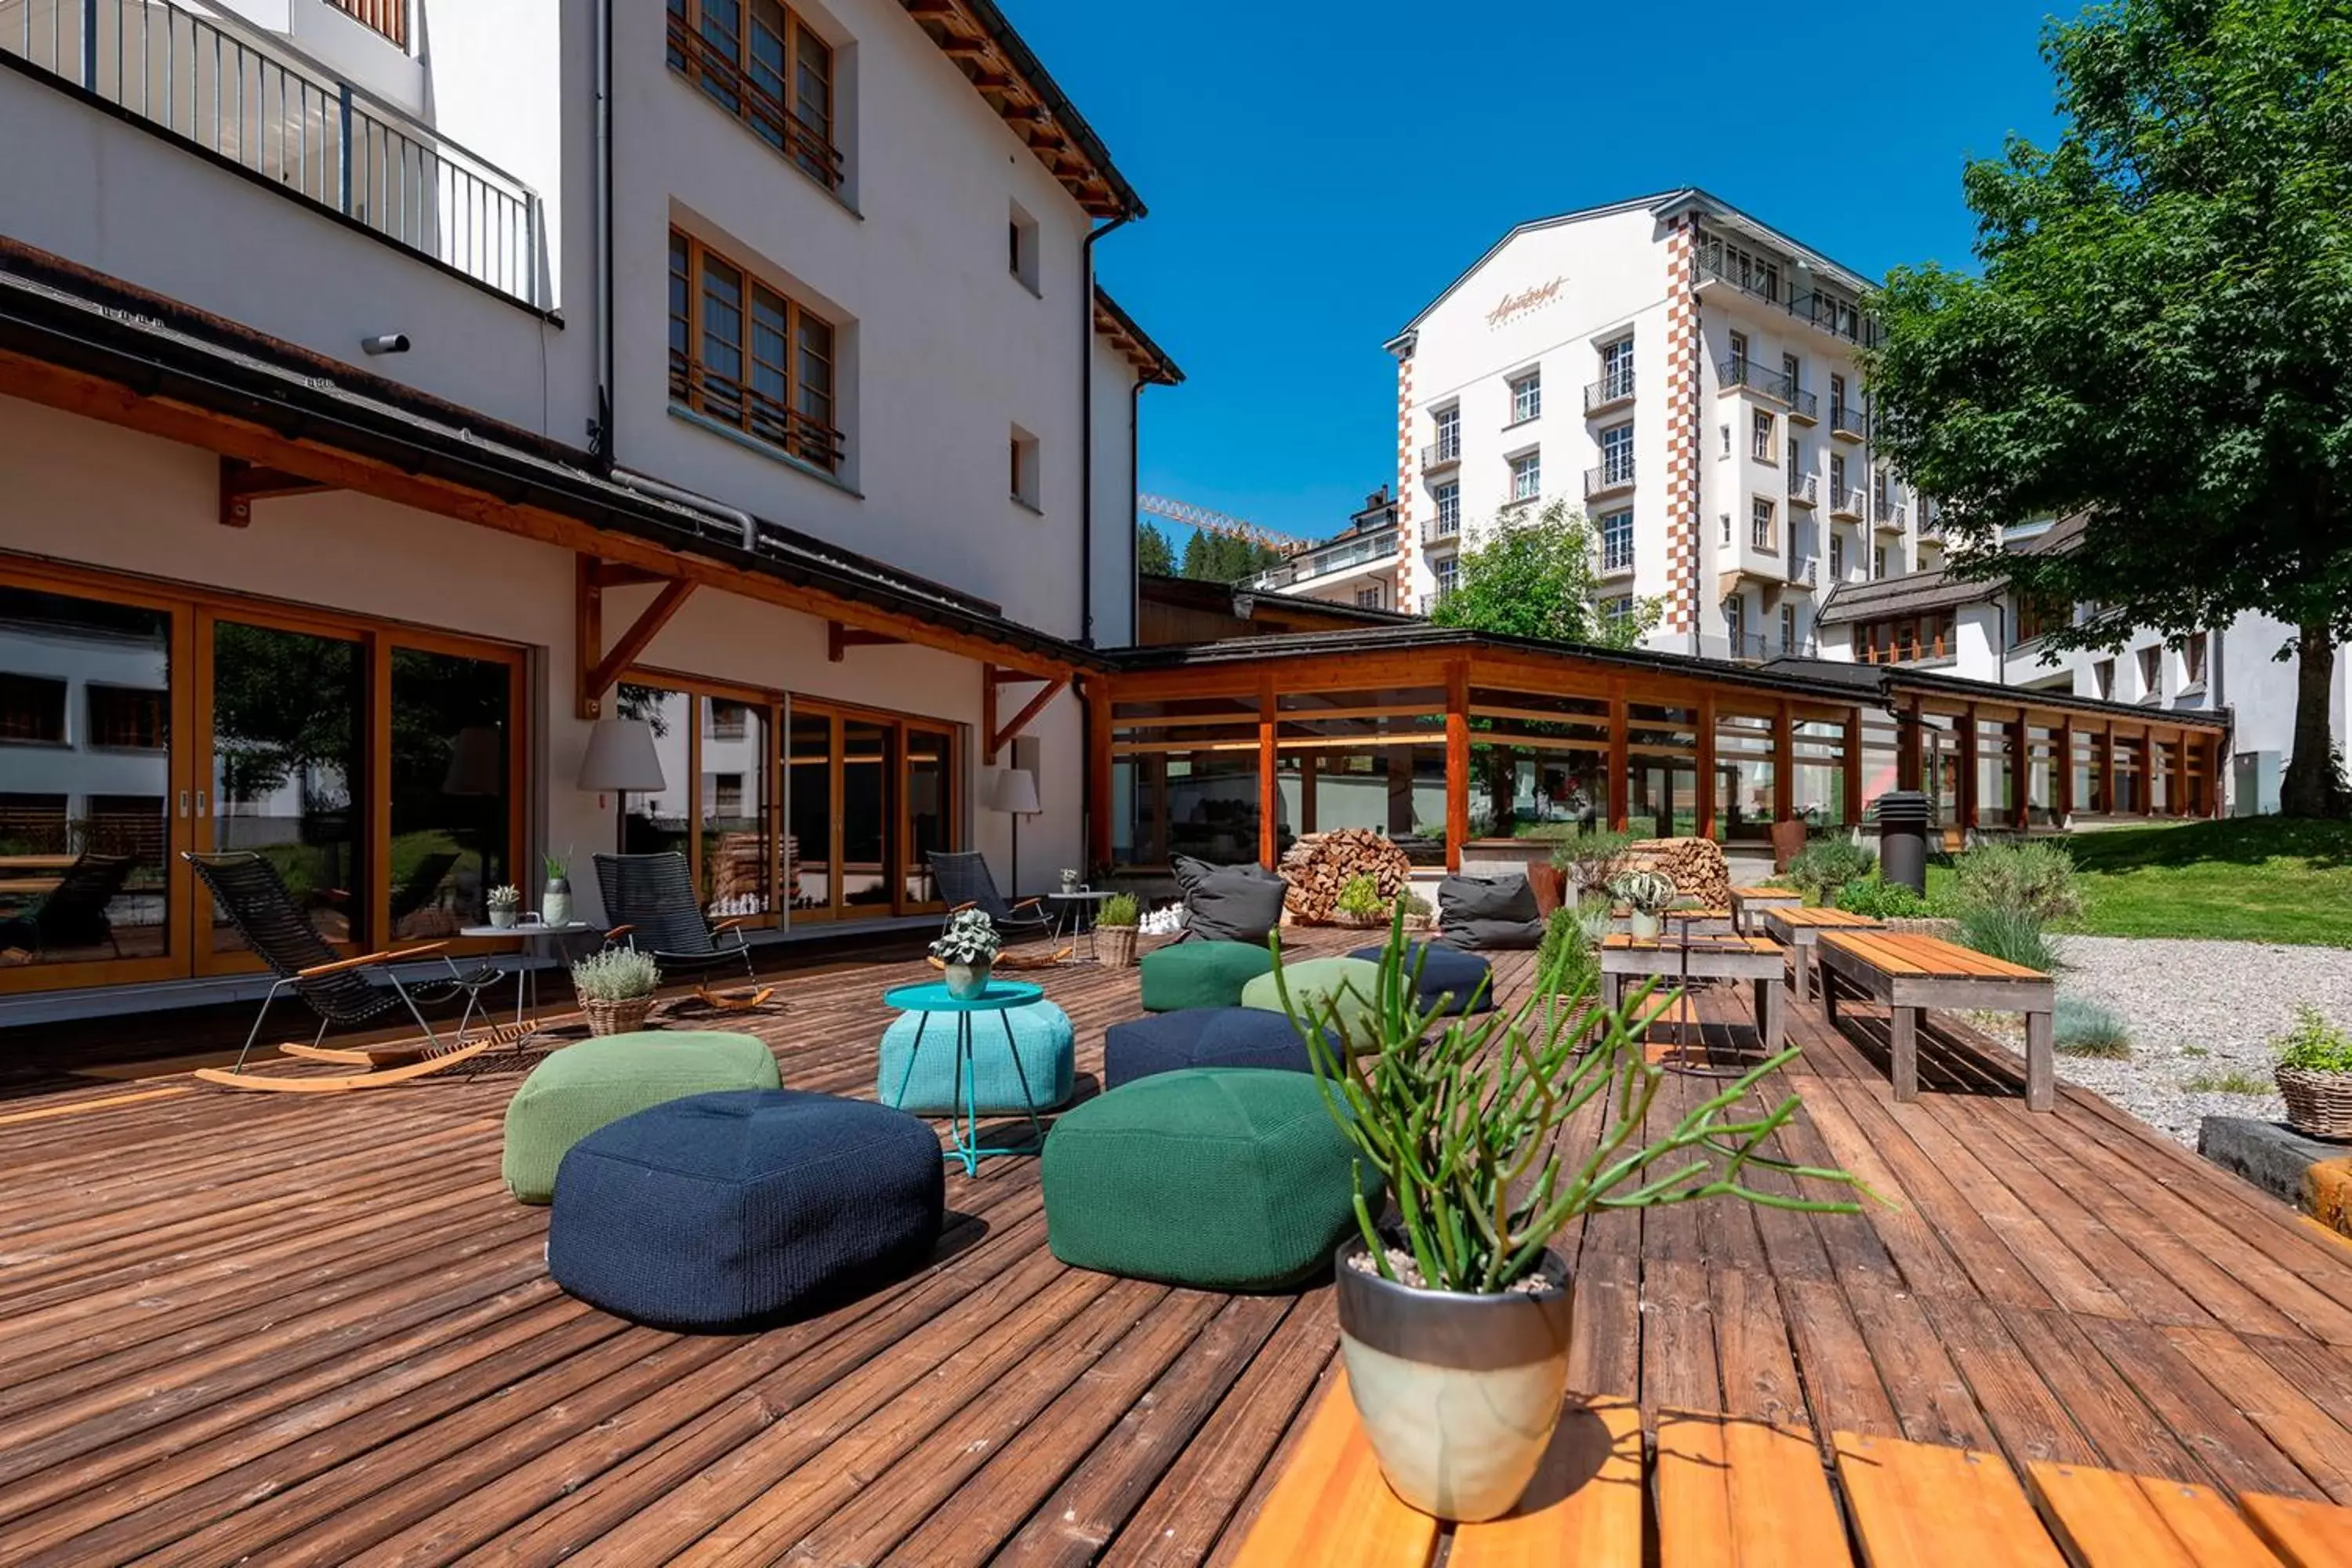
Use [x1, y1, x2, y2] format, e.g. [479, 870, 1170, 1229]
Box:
[441, 724, 506, 796]
[576, 718, 666, 793]
[989, 768, 1040, 815]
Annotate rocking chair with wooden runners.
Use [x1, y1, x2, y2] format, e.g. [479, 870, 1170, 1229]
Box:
[593, 851, 775, 1012]
[926, 851, 1071, 968]
[186, 851, 514, 1092]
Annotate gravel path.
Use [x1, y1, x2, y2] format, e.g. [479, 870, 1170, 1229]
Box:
[2014, 935, 2352, 1145]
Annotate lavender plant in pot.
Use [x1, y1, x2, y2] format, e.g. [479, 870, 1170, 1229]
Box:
[930, 908, 1002, 1000]
[1273, 909, 1872, 1521]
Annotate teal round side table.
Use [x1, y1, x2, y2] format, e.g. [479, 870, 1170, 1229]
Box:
[881, 978, 1049, 1175]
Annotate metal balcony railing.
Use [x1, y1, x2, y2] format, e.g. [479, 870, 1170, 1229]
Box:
[1247, 528, 1400, 591]
[1584, 463, 1635, 498]
[1421, 438, 1461, 470]
[1584, 372, 1635, 412]
[1599, 538, 1635, 575]
[1427, 513, 1460, 539]
[1875, 499, 1907, 532]
[1790, 556, 1818, 588]
[1788, 474, 1817, 506]
[1830, 403, 1867, 441]
[5, 0, 544, 307]
[1718, 356, 1798, 404]
[1829, 484, 1862, 518]
[1693, 252, 1781, 305]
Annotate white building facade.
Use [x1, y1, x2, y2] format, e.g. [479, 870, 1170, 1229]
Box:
[0, 0, 1176, 1012]
[1388, 190, 1922, 661]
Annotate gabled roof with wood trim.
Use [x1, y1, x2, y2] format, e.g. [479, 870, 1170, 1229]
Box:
[897, 0, 1142, 219]
[1092, 287, 1181, 385]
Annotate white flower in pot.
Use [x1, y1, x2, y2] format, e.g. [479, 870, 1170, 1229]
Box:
[1272, 909, 1874, 1522]
[1609, 867, 1679, 941]
[929, 908, 1003, 1000]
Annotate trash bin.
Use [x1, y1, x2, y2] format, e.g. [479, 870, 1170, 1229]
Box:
[1876, 790, 1933, 894]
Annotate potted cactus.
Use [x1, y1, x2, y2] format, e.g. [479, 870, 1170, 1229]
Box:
[930, 908, 1003, 1000]
[1272, 911, 1871, 1522]
[1097, 891, 1140, 969]
[486, 884, 521, 930]
[572, 946, 660, 1036]
[1610, 866, 1679, 940]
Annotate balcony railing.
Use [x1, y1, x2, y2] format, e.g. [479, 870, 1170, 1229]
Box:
[1693, 252, 1782, 306]
[5, 0, 544, 307]
[1830, 403, 1867, 441]
[1421, 438, 1461, 471]
[1599, 539, 1635, 575]
[1785, 386, 1820, 422]
[668, 11, 844, 191]
[1718, 356, 1798, 404]
[1249, 528, 1400, 591]
[1875, 499, 1907, 532]
[670, 351, 846, 471]
[1793, 291, 1871, 345]
[1584, 463, 1635, 499]
[1584, 372, 1635, 413]
[1790, 556, 1818, 588]
[1693, 247, 1878, 343]
[1829, 484, 1862, 519]
[1788, 473, 1817, 506]
[1426, 514, 1460, 540]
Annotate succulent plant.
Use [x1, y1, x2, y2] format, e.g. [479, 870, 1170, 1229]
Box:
[928, 908, 1003, 967]
[1608, 867, 1679, 916]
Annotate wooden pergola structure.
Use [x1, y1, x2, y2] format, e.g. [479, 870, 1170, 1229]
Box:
[1086, 630, 2230, 873]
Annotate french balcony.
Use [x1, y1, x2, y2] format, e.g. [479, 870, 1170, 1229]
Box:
[1829, 485, 1863, 520]
[1786, 389, 1820, 424]
[1717, 356, 1798, 405]
[1584, 374, 1635, 416]
[1425, 514, 1461, 542]
[1421, 440, 1462, 473]
[1788, 474, 1818, 507]
[1584, 464, 1635, 500]
[1597, 545, 1635, 579]
[1875, 499, 1908, 534]
[1790, 556, 1818, 589]
[1830, 403, 1867, 442]
[3, 0, 546, 309]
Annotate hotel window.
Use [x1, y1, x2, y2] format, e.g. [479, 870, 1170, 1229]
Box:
[1433, 556, 1460, 601]
[2137, 644, 2162, 695]
[1780, 604, 1798, 653]
[1355, 586, 1384, 610]
[1726, 594, 1748, 649]
[1781, 351, 1801, 390]
[670, 230, 842, 471]
[709, 699, 750, 741]
[86, 684, 165, 750]
[1509, 368, 1542, 423]
[666, 0, 842, 191]
[1604, 595, 1635, 627]
[1751, 497, 1777, 553]
[1719, 423, 1732, 459]
[1600, 423, 1635, 485]
[1599, 510, 1634, 573]
[1600, 337, 1634, 400]
[0, 673, 67, 743]
[1698, 231, 1781, 301]
[2094, 658, 2115, 699]
[2185, 632, 2209, 688]
[1873, 545, 1888, 578]
[1828, 534, 1845, 576]
[1719, 513, 1733, 546]
[1010, 429, 1040, 507]
[1752, 410, 1775, 461]
[1432, 405, 1461, 462]
[712, 772, 746, 817]
[1008, 203, 1040, 292]
[1829, 452, 1847, 493]
[1509, 450, 1542, 502]
[1432, 481, 1461, 536]
[1829, 372, 1850, 420]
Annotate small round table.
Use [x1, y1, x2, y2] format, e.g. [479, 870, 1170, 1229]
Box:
[459, 920, 597, 1037]
[881, 978, 1049, 1176]
[1046, 889, 1115, 963]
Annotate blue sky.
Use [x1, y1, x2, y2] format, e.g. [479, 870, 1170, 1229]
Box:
[1007, 0, 2073, 547]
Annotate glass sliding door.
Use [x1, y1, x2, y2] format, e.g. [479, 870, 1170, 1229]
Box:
[786, 707, 837, 918]
[902, 724, 953, 909]
[615, 683, 697, 860]
[840, 717, 896, 914]
[699, 695, 773, 918]
[786, 700, 960, 921]
[387, 644, 518, 937]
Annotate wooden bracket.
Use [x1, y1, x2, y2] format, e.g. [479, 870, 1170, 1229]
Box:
[982, 662, 1065, 764]
[828, 621, 907, 662]
[219, 457, 332, 527]
[575, 554, 695, 719]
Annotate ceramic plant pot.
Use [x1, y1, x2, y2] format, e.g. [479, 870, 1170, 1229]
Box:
[943, 960, 993, 1000]
[488, 907, 517, 930]
[1334, 1240, 1573, 1522]
[542, 878, 572, 927]
[1629, 909, 1662, 941]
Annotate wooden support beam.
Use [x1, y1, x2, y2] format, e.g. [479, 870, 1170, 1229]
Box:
[2172, 728, 2192, 816]
[1842, 706, 1865, 826]
[990, 677, 1066, 763]
[586, 560, 670, 589]
[828, 621, 906, 662]
[2208, 731, 2229, 818]
[1299, 754, 1318, 836]
[1085, 677, 1113, 873]
[1607, 681, 1630, 833]
[575, 554, 603, 722]
[1258, 670, 1279, 872]
[1896, 695, 1923, 793]
[2098, 721, 2117, 814]
[1695, 694, 1718, 841]
[2056, 719, 2076, 820]
[1957, 703, 1980, 834]
[1773, 699, 1795, 825]
[982, 664, 999, 765]
[1445, 659, 1470, 871]
[2009, 712, 2031, 829]
[218, 456, 331, 527]
[579, 578, 695, 720]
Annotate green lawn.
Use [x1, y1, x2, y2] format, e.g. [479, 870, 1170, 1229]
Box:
[2044, 818, 2352, 947]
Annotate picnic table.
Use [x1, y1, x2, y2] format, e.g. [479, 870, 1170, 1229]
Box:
[1817, 929, 2057, 1112]
[1728, 884, 1800, 935]
[1599, 932, 1786, 1055]
[1758, 904, 1883, 1004]
[1232, 1373, 2352, 1566]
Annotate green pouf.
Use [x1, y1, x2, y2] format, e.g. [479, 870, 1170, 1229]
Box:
[1139, 940, 1274, 1011]
[1042, 1069, 1380, 1290]
[502, 1031, 780, 1203]
[1241, 956, 1385, 1047]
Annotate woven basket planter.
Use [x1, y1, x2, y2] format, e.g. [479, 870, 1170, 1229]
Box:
[2277, 1068, 2352, 1141]
[1100, 926, 1138, 969]
[579, 994, 657, 1037]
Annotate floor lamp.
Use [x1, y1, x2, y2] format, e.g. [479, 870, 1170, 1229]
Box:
[989, 768, 1040, 898]
[578, 718, 666, 855]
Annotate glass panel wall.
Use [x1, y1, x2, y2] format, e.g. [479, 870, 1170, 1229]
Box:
[786, 701, 954, 919]
[615, 683, 696, 861]
[388, 646, 514, 935]
[904, 724, 953, 906]
[1624, 702, 1697, 837]
[1468, 684, 1608, 840]
[1111, 694, 1261, 869]
[786, 707, 836, 916]
[1792, 718, 1846, 826]
[1713, 710, 1774, 841]
[840, 717, 896, 913]
[699, 695, 773, 918]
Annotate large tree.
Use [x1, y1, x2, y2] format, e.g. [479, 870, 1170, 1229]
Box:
[1136, 521, 1175, 577]
[1428, 499, 1660, 648]
[1868, 0, 2352, 815]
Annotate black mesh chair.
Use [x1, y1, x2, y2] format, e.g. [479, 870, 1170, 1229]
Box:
[926, 851, 1054, 938]
[186, 851, 506, 1092]
[593, 852, 768, 1010]
[0, 851, 136, 960]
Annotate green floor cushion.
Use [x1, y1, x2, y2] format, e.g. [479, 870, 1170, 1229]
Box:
[1240, 956, 1385, 1048]
[877, 997, 1076, 1115]
[1041, 1068, 1380, 1290]
[1139, 939, 1275, 1012]
[503, 1030, 781, 1203]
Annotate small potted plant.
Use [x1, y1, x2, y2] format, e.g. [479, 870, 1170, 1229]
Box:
[2274, 1004, 2352, 1141]
[1396, 887, 1434, 933]
[1334, 872, 1386, 929]
[541, 851, 573, 927]
[1609, 867, 1678, 940]
[1097, 891, 1140, 968]
[572, 946, 660, 1036]
[931, 907, 1002, 1000]
[486, 884, 521, 930]
[1274, 912, 1871, 1522]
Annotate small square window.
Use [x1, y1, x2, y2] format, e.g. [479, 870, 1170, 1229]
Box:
[1010, 427, 1040, 508]
[2093, 658, 2115, 699]
[1008, 202, 1040, 294]
[2184, 631, 2209, 687]
[2138, 644, 2162, 694]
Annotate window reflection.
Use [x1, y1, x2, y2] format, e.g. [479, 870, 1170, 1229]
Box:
[786, 708, 833, 915]
[210, 622, 365, 949]
[699, 695, 771, 917]
[389, 648, 512, 935]
[616, 684, 695, 862]
[840, 717, 895, 909]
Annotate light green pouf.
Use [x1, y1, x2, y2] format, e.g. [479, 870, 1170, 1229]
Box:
[501, 1031, 780, 1203]
[1241, 956, 1385, 1047]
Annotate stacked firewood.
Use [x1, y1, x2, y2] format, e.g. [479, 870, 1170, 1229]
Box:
[1279, 829, 1414, 924]
[1625, 837, 1731, 910]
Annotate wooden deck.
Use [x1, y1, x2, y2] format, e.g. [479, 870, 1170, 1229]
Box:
[7, 933, 2352, 1563]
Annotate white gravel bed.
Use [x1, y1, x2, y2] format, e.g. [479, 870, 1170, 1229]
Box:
[2000, 935, 2352, 1145]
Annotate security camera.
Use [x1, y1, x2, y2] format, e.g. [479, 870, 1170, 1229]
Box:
[360, 332, 412, 355]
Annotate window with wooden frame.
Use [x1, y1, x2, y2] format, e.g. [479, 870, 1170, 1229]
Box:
[666, 0, 843, 191]
[670, 230, 843, 472]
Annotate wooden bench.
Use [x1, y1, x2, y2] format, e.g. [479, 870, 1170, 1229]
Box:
[1758, 905, 1883, 1004]
[1728, 884, 1801, 935]
[1601, 933, 1788, 1054]
[1815, 930, 2056, 1112]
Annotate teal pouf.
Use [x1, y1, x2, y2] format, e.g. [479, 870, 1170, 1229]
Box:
[1140, 940, 1274, 1011]
[1041, 1069, 1379, 1290]
[502, 1031, 781, 1203]
[1242, 956, 1385, 1047]
[877, 998, 1076, 1115]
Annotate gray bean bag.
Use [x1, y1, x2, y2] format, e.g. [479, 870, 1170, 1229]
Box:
[1438, 873, 1543, 950]
[1171, 855, 1286, 946]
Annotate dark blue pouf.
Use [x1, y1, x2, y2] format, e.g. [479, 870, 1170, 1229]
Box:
[547, 1089, 944, 1332]
[1348, 939, 1495, 1014]
[1103, 1006, 1324, 1090]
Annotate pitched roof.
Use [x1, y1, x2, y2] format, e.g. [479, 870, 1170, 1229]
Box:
[1092, 287, 1182, 385]
[1813, 568, 2004, 627]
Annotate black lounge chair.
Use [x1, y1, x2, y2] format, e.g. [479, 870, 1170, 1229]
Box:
[925, 850, 1065, 965]
[593, 852, 771, 1011]
[0, 851, 136, 961]
[185, 851, 508, 1092]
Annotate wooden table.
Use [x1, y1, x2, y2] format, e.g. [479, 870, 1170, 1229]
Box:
[1817, 929, 2058, 1112]
[1759, 905, 1884, 1005]
[1599, 932, 1787, 1055]
[1233, 1375, 2352, 1566]
[1728, 884, 1800, 935]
